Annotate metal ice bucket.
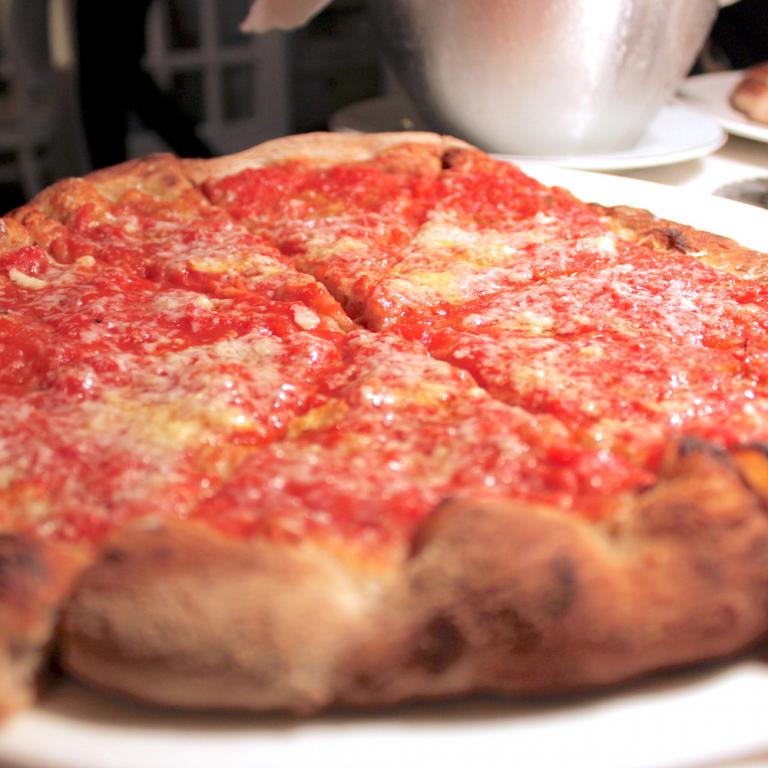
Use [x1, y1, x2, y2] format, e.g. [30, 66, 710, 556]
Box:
[369, 0, 719, 155]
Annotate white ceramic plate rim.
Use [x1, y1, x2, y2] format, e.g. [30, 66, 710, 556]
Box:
[680, 70, 768, 143]
[331, 98, 726, 171]
[496, 104, 726, 171]
[1, 170, 768, 768]
[518, 162, 768, 251]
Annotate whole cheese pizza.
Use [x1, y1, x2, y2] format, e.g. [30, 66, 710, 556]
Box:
[2, 132, 768, 716]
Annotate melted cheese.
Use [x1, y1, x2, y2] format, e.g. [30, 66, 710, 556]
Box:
[6, 152, 768, 547]
[8, 268, 47, 289]
[292, 303, 320, 330]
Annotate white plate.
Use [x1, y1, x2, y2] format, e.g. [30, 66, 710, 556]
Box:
[2, 170, 768, 768]
[1, 662, 768, 768]
[330, 97, 726, 171]
[680, 70, 768, 143]
[517, 162, 768, 252]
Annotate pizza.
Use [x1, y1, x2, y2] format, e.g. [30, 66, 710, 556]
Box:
[2, 132, 768, 717]
[731, 63, 768, 124]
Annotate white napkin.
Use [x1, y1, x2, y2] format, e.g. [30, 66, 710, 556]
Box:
[240, 0, 333, 32]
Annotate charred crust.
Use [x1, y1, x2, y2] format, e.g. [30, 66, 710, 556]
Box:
[410, 614, 465, 674]
[675, 436, 727, 459]
[440, 147, 467, 169]
[544, 554, 578, 619]
[407, 497, 457, 558]
[394, 468, 768, 699]
[0, 536, 80, 717]
[600, 203, 768, 279]
[652, 226, 691, 253]
[161, 172, 181, 189]
[101, 547, 128, 565]
[483, 608, 542, 653]
[691, 552, 725, 586]
[101, 543, 174, 567]
[0, 536, 50, 603]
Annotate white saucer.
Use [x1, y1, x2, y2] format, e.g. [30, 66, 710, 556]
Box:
[330, 97, 726, 172]
[679, 70, 768, 144]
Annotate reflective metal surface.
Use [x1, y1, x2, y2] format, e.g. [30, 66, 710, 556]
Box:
[370, 0, 718, 155]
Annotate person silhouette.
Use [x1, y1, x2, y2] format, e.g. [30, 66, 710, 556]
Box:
[75, 0, 212, 170]
[706, 0, 768, 70]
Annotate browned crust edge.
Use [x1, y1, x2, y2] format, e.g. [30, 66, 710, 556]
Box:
[25, 153, 196, 214]
[597, 202, 768, 280]
[8, 154, 198, 241]
[82, 153, 195, 202]
[183, 129, 768, 283]
[0, 537, 83, 718]
[0, 218, 82, 715]
[58, 442, 768, 712]
[182, 131, 470, 184]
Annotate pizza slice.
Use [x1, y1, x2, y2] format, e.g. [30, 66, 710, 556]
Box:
[0, 220, 88, 715]
[401, 225, 768, 464]
[0, 253, 352, 542]
[56, 329, 658, 710]
[335, 145, 610, 331]
[0, 212, 347, 710]
[13, 154, 351, 330]
[56, 425, 768, 711]
[362, 148, 767, 337]
[188, 133, 464, 319]
[192, 331, 649, 544]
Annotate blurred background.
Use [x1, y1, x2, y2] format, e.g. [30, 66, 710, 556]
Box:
[0, 0, 382, 210]
[0, 0, 765, 211]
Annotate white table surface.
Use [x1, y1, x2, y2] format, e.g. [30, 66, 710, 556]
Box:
[617, 134, 768, 194]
